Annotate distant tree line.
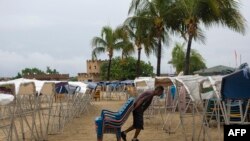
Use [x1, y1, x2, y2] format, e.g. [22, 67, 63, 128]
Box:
[14, 66, 59, 79]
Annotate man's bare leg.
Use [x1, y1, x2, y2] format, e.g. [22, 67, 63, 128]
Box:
[133, 129, 141, 139]
[121, 125, 135, 141]
[124, 125, 135, 134]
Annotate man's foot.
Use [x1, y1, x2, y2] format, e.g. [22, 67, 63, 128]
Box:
[121, 131, 127, 141]
[131, 138, 139, 141]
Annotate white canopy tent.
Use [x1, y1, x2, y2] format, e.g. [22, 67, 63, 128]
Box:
[0, 78, 88, 95]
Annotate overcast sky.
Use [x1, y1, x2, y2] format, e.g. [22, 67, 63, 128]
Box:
[0, 0, 249, 77]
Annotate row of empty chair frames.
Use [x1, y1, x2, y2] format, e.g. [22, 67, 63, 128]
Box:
[88, 81, 135, 101]
[132, 69, 250, 141]
[158, 75, 228, 141]
[0, 81, 91, 141]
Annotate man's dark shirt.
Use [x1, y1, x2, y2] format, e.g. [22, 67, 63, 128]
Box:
[134, 91, 154, 112]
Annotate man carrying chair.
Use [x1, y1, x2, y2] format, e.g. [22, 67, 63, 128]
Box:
[121, 86, 164, 141]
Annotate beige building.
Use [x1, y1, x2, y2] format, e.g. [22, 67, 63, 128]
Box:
[78, 60, 106, 82]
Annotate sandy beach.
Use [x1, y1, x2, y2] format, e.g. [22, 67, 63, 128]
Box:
[47, 99, 223, 141]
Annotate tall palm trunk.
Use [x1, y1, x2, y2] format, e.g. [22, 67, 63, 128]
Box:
[184, 35, 193, 75]
[121, 51, 124, 60]
[107, 57, 112, 80]
[156, 37, 162, 76]
[136, 47, 142, 77]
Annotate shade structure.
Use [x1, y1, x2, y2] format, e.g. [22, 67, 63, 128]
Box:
[221, 69, 250, 100]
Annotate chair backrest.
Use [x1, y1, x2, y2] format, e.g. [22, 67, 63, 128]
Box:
[221, 69, 250, 100]
[118, 99, 134, 126]
[18, 82, 36, 95]
[40, 82, 55, 95]
[116, 97, 134, 119]
[104, 97, 135, 127]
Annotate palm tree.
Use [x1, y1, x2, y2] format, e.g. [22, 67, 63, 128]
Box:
[91, 26, 125, 80]
[189, 49, 207, 73]
[173, 0, 246, 75]
[170, 43, 206, 74]
[124, 10, 156, 77]
[129, 0, 173, 76]
[115, 26, 135, 59]
[170, 43, 185, 74]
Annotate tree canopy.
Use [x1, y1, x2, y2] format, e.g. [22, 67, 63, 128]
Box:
[14, 67, 60, 79]
[91, 0, 246, 77]
[91, 26, 130, 80]
[170, 43, 206, 74]
[100, 57, 153, 80]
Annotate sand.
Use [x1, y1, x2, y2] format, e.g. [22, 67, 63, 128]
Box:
[47, 100, 223, 141]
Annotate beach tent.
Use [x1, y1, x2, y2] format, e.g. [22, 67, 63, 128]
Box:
[120, 80, 134, 86]
[87, 82, 98, 89]
[194, 65, 235, 76]
[220, 68, 250, 124]
[55, 82, 68, 94]
[200, 68, 250, 141]
[152, 77, 177, 130]
[0, 78, 42, 95]
[0, 78, 87, 95]
[134, 77, 155, 93]
[0, 78, 89, 139]
[68, 82, 87, 94]
[0, 94, 14, 106]
[221, 69, 250, 99]
[173, 75, 212, 140]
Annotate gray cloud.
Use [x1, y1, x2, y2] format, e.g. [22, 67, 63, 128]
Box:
[0, 49, 86, 77]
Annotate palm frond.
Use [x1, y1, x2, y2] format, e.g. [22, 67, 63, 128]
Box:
[121, 42, 135, 58]
[91, 47, 105, 59]
[193, 27, 206, 44]
[129, 0, 150, 15]
[101, 26, 114, 46]
[91, 50, 97, 60]
[220, 7, 246, 34]
[91, 37, 107, 48]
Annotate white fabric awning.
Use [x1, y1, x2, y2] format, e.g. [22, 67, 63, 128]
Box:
[0, 94, 14, 105]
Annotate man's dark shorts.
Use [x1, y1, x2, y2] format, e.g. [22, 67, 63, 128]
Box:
[133, 108, 144, 130]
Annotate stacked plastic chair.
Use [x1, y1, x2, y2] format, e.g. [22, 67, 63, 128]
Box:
[95, 97, 134, 141]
